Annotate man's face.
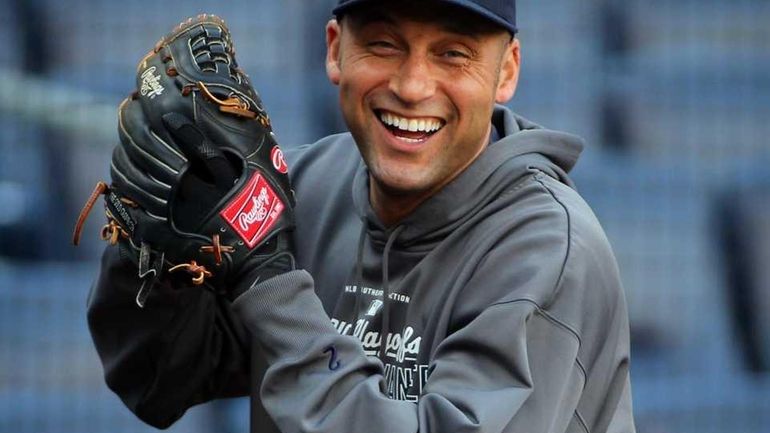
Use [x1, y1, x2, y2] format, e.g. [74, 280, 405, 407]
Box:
[326, 2, 520, 206]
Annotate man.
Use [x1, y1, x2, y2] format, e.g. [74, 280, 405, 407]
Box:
[87, 1, 636, 432]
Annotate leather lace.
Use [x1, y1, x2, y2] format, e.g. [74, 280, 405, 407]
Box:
[72, 181, 109, 245]
[169, 261, 212, 285]
[199, 234, 235, 265]
[196, 81, 270, 126]
[72, 182, 135, 246]
[100, 211, 130, 245]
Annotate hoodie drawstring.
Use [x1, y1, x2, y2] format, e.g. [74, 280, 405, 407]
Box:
[351, 221, 405, 373]
[351, 222, 368, 325]
[379, 225, 404, 366]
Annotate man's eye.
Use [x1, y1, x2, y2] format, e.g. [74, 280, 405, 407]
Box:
[443, 50, 469, 59]
[367, 40, 401, 56]
[369, 41, 397, 50]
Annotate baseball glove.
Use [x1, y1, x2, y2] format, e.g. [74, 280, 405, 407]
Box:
[74, 14, 295, 305]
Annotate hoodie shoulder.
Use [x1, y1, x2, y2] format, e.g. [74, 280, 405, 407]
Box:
[456, 165, 618, 314]
[463, 171, 572, 307]
[284, 133, 360, 179]
[533, 172, 626, 340]
[283, 132, 363, 231]
[283, 132, 363, 213]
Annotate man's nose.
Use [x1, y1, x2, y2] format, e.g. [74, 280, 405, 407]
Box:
[388, 54, 436, 105]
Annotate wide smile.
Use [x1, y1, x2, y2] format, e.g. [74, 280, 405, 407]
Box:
[375, 109, 446, 144]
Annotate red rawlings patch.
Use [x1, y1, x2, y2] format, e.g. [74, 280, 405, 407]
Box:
[220, 171, 285, 248]
[271, 146, 289, 174]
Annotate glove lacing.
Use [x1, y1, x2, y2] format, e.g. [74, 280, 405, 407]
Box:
[73, 181, 134, 246]
[73, 182, 235, 286]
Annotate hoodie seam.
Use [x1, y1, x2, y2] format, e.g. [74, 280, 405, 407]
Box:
[488, 298, 590, 429]
[487, 298, 587, 383]
[531, 172, 572, 310]
[486, 171, 588, 383]
[497, 172, 534, 197]
[529, 173, 589, 384]
[574, 409, 591, 433]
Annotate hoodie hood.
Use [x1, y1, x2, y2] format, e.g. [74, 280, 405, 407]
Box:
[352, 105, 584, 248]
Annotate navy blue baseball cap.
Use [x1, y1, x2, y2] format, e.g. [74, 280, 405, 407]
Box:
[332, 0, 517, 35]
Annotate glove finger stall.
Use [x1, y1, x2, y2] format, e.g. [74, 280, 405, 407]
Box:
[135, 43, 194, 133]
[111, 145, 170, 219]
[118, 98, 187, 186]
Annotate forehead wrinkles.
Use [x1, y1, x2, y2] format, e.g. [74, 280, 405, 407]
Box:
[342, 2, 504, 40]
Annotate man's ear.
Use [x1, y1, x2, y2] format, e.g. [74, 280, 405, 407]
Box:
[326, 19, 342, 85]
[495, 38, 521, 103]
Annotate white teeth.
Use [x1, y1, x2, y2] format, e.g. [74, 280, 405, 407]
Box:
[379, 111, 443, 133]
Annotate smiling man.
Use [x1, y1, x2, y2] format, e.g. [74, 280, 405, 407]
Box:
[87, 1, 636, 432]
[327, 2, 520, 225]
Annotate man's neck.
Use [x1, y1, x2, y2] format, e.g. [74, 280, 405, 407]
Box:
[369, 180, 431, 228]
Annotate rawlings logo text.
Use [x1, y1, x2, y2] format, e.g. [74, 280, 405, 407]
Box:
[140, 66, 165, 99]
[238, 189, 269, 231]
[220, 172, 284, 248]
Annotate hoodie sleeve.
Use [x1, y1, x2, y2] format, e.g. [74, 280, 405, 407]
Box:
[86, 244, 251, 429]
[231, 268, 588, 433]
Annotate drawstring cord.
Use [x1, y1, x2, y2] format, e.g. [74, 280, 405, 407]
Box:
[378, 225, 404, 366]
[351, 222, 368, 325]
[351, 219, 405, 375]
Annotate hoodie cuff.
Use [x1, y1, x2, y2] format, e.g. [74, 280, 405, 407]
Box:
[231, 270, 338, 362]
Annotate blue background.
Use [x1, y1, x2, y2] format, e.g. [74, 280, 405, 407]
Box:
[0, 0, 768, 432]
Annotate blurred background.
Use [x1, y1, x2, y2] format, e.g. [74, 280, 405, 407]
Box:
[0, 0, 768, 432]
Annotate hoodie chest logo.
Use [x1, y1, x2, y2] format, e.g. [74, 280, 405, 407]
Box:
[330, 316, 428, 402]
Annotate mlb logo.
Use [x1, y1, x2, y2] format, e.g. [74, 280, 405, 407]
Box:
[366, 299, 384, 317]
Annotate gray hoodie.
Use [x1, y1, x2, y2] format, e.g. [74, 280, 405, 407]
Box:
[229, 105, 636, 433]
[87, 105, 634, 432]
